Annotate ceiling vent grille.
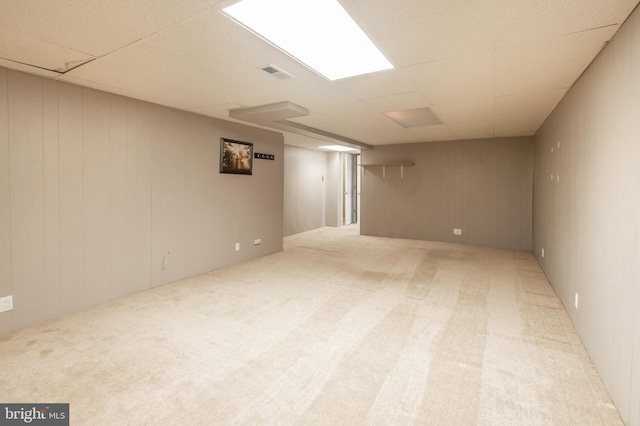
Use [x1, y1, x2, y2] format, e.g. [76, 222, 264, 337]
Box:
[261, 64, 293, 80]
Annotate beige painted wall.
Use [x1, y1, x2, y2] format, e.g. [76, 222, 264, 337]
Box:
[360, 137, 534, 251]
[0, 67, 284, 335]
[283, 145, 327, 236]
[534, 6, 640, 425]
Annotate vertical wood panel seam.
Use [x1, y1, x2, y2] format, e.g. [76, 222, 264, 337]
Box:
[56, 81, 62, 315]
[3, 70, 12, 310]
[81, 88, 85, 309]
[148, 105, 154, 288]
[40, 76, 46, 317]
[109, 94, 113, 302]
[6, 71, 13, 306]
[133, 100, 139, 291]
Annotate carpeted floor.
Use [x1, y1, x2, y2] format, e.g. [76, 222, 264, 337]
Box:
[0, 226, 622, 425]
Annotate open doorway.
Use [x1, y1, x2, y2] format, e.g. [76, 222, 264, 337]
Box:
[342, 153, 359, 225]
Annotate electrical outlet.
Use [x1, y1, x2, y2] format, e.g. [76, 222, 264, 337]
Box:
[453, 228, 462, 236]
[254, 239, 262, 245]
[575, 292, 579, 309]
[0, 295, 13, 312]
[541, 248, 544, 258]
[235, 242, 240, 251]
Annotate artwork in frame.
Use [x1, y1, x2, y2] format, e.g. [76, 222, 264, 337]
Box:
[220, 138, 253, 175]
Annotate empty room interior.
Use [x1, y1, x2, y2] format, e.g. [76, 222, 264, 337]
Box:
[1, 0, 639, 424]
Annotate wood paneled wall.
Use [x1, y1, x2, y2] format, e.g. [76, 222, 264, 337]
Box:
[360, 137, 534, 251]
[283, 145, 327, 236]
[0, 67, 284, 335]
[534, 6, 640, 424]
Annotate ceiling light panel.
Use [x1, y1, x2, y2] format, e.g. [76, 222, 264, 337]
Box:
[222, 0, 393, 80]
[385, 107, 442, 128]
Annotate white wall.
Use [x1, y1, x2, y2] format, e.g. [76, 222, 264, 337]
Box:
[0, 67, 284, 335]
[534, 7, 640, 425]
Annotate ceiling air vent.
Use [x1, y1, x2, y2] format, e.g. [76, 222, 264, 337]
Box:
[261, 64, 293, 80]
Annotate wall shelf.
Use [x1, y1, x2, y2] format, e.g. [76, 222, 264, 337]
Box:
[359, 162, 414, 179]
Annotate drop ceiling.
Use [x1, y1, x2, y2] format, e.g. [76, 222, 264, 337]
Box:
[1, 0, 637, 150]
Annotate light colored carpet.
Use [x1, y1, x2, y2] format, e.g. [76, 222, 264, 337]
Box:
[0, 226, 622, 425]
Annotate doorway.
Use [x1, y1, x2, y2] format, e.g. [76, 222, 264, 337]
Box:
[342, 153, 359, 225]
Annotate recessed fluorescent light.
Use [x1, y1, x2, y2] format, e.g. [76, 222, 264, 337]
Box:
[223, 0, 393, 80]
[319, 145, 358, 152]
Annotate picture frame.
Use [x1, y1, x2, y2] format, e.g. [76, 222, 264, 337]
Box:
[220, 138, 253, 175]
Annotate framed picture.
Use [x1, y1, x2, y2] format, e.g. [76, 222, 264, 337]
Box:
[220, 138, 253, 175]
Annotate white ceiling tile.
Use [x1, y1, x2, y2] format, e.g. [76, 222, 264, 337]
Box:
[87, 0, 208, 37]
[494, 0, 638, 47]
[432, 101, 495, 139]
[495, 118, 546, 135]
[361, 92, 431, 113]
[0, 58, 61, 79]
[496, 89, 568, 120]
[495, 26, 618, 96]
[62, 41, 274, 109]
[403, 50, 494, 105]
[452, 127, 496, 140]
[408, 125, 457, 142]
[495, 89, 567, 134]
[495, 111, 546, 135]
[0, 29, 94, 72]
[330, 69, 417, 100]
[287, 84, 370, 120]
[342, 0, 495, 67]
[289, 111, 415, 145]
[0, 0, 139, 57]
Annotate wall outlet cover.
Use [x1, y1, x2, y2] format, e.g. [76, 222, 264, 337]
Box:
[0, 295, 13, 312]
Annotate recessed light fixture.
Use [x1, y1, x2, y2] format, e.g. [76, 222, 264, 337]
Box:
[384, 107, 443, 128]
[319, 145, 359, 152]
[222, 0, 393, 80]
